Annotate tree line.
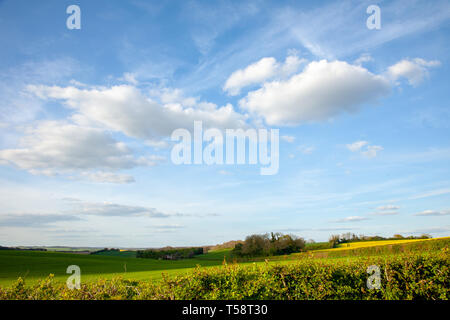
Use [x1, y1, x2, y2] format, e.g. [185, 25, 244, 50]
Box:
[137, 247, 204, 260]
[232, 232, 305, 257]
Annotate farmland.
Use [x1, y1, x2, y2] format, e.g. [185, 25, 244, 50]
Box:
[0, 248, 233, 286]
[0, 237, 448, 300]
[323, 237, 443, 251]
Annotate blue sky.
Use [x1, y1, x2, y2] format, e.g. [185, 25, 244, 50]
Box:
[0, 0, 449, 247]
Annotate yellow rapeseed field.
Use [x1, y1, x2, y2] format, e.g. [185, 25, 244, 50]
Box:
[319, 236, 450, 252]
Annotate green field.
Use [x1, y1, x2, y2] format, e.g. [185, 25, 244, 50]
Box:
[0, 248, 236, 286]
[0, 237, 448, 290]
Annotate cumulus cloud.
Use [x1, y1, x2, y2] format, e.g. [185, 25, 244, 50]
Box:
[298, 145, 315, 155]
[0, 121, 161, 178]
[223, 55, 305, 95]
[281, 135, 296, 143]
[354, 53, 373, 66]
[415, 209, 450, 216]
[27, 84, 248, 141]
[0, 83, 246, 183]
[387, 58, 441, 86]
[239, 60, 391, 126]
[361, 145, 384, 158]
[120, 72, 139, 85]
[346, 141, 368, 152]
[347, 140, 383, 158]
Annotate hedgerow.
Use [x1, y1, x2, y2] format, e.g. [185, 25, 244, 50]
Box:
[0, 250, 448, 300]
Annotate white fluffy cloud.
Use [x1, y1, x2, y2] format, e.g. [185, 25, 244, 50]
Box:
[347, 140, 383, 158]
[346, 141, 368, 152]
[281, 135, 296, 143]
[361, 145, 384, 158]
[2, 84, 247, 182]
[0, 121, 160, 178]
[223, 55, 305, 96]
[298, 145, 315, 155]
[239, 60, 391, 126]
[354, 54, 373, 66]
[387, 58, 440, 86]
[27, 85, 248, 141]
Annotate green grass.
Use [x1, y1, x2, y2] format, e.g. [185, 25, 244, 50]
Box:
[0, 237, 448, 287]
[2, 250, 448, 300]
[91, 250, 137, 258]
[0, 248, 234, 286]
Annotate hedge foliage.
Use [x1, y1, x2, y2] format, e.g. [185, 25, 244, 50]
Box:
[136, 247, 204, 260]
[1, 249, 448, 300]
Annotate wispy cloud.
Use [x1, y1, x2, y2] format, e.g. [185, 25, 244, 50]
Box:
[0, 213, 82, 227]
[376, 205, 400, 211]
[334, 216, 369, 223]
[147, 224, 185, 233]
[371, 211, 399, 216]
[409, 188, 450, 200]
[415, 209, 450, 216]
[279, 227, 355, 233]
[70, 201, 174, 218]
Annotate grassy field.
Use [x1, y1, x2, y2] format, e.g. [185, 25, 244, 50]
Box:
[0, 237, 448, 288]
[1, 248, 448, 300]
[91, 250, 137, 258]
[0, 248, 236, 286]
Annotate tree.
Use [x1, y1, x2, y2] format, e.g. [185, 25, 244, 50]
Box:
[241, 234, 269, 256]
[329, 235, 340, 248]
[233, 233, 305, 257]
